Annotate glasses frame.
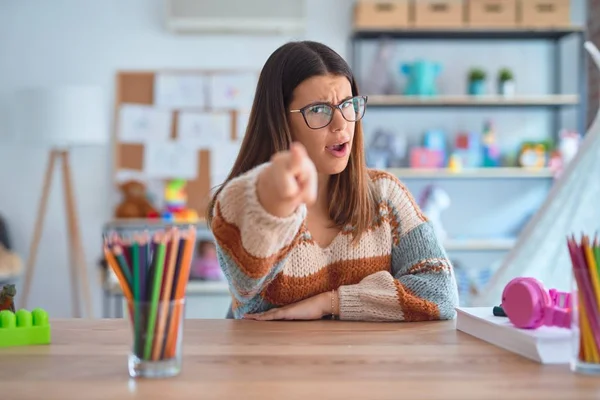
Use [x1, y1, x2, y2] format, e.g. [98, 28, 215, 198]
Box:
[289, 95, 368, 130]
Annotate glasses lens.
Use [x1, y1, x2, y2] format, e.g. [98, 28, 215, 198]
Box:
[305, 104, 333, 129]
[341, 96, 366, 122]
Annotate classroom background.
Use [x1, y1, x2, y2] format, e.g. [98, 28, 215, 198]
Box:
[0, 0, 596, 319]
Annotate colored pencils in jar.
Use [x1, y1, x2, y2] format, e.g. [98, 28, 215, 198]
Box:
[103, 226, 196, 361]
[567, 233, 600, 364]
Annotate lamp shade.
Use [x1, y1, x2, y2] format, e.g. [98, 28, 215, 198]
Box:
[12, 85, 108, 147]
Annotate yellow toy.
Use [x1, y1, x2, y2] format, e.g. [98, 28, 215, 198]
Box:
[162, 179, 199, 223]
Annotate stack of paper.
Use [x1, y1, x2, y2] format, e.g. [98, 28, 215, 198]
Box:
[455, 307, 572, 364]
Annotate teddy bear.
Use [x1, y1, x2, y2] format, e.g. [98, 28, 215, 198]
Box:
[114, 180, 159, 219]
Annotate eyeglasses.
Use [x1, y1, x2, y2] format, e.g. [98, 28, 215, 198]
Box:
[289, 95, 368, 130]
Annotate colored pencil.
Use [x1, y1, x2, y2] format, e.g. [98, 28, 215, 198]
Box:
[165, 227, 196, 358]
[103, 225, 196, 362]
[143, 235, 167, 360]
[152, 229, 180, 360]
[568, 234, 600, 364]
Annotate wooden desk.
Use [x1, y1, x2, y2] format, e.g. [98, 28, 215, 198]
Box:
[1, 319, 599, 399]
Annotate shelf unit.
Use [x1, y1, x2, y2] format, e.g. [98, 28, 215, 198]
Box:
[350, 26, 587, 256]
[351, 26, 587, 135]
[367, 94, 579, 108]
[389, 167, 555, 179]
[444, 238, 516, 251]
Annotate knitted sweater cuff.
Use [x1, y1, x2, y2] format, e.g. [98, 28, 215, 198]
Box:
[338, 285, 364, 321]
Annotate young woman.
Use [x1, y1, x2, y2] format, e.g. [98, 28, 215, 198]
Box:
[207, 41, 459, 321]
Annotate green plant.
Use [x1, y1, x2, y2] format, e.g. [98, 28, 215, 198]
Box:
[468, 68, 486, 82]
[498, 68, 514, 82]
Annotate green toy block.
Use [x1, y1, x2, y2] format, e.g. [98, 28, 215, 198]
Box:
[0, 308, 51, 347]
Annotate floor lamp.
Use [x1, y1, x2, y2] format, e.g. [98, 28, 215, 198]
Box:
[13, 86, 108, 318]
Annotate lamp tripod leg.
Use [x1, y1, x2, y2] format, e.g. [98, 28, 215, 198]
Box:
[61, 150, 93, 318]
[19, 150, 58, 310]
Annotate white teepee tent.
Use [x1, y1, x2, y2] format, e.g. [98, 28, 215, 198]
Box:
[472, 41, 600, 306]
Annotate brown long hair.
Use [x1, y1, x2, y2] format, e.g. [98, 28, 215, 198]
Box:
[206, 41, 377, 242]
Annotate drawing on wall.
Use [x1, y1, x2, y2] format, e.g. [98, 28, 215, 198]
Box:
[118, 104, 172, 144]
[143, 139, 198, 180]
[153, 73, 206, 109]
[177, 111, 231, 149]
[208, 73, 257, 110]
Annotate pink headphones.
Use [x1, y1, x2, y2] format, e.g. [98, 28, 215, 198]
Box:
[501, 277, 572, 329]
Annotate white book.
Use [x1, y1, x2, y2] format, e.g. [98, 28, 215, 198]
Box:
[455, 307, 572, 364]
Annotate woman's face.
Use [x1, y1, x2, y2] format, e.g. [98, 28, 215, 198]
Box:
[288, 74, 355, 176]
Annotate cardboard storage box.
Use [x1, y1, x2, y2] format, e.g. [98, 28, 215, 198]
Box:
[354, 0, 411, 29]
[519, 0, 570, 27]
[467, 0, 517, 27]
[413, 0, 465, 28]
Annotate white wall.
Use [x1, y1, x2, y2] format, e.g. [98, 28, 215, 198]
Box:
[0, 0, 586, 317]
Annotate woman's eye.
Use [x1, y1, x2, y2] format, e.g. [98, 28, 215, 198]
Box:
[308, 105, 328, 114]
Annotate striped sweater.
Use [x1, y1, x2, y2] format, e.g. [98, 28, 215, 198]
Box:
[211, 163, 459, 321]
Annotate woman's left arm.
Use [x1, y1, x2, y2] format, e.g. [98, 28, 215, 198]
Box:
[337, 176, 459, 322]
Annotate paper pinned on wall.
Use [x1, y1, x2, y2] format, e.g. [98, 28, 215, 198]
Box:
[177, 111, 231, 149]
[236, 111, 250, 140]
[210, 139, 242, 187]
[143, 140, 198, 180]
[208, 72, 257, 110]
[154, 73, 206, 109]
[118, 104, 172, 144]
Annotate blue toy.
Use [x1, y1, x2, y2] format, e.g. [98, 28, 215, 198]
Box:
[423, 129, 447, 166]
[401, 60, 442, 96]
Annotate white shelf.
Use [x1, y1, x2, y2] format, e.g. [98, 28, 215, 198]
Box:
[444, 238, 516, 251]
[367, 94, 579, 107]
[105, 277, 229, 296]
[387, 167, 554, 179]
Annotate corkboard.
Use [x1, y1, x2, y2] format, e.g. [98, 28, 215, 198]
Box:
[112, 70, 254, 218]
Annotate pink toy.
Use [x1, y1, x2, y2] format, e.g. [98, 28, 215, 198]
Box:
[501, 277, 571, 329]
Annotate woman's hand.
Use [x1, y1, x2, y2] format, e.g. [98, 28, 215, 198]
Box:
[244, 291, 339, 321]
[256, 142, 318, 218]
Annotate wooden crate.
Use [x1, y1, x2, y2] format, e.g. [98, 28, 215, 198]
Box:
[354, 0, 411, 29]
[519, 0, 570, 27]
[413, 0, 465, 28]
[467, 0, 517, 27]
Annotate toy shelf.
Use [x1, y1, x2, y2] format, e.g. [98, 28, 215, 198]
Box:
[367, 94, 579, 108]
[388, 167, 555, 179]
[444, 238, 516, 251]
[352, 26, 585, 40]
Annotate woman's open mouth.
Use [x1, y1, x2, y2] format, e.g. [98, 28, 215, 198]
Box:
[325, 142, 349, 158]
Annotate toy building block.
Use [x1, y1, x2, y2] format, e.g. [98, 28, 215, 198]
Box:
[0, 308, 51, 347]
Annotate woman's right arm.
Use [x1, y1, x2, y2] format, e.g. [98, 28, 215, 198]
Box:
[210, 143, 317, 312]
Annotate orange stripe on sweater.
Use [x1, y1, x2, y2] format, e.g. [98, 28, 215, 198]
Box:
[212, 201, 303, 280]
[393, 280, 440, 321]
[408, 259, 452, 275]
[263, 254, 391, 305]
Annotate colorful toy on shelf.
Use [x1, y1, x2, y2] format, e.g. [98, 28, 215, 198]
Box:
[366, 128, 407, 168]
[447, 153, 463, 172]
[481, 120, 501, 167]
[401, 60, 442, 96]
[410, 148, 444, 169]
[423, 129, 447, 166]
[558, 129, 581, 166]
[419, 185, 450, 242]
[162, 179, 199, 223]
[190, 240, 224, 281]
[0, 308, 51, 347]
[454, 131, 481, 168]
[0, 284, 16, 312]
[518, 142, 548, 168]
